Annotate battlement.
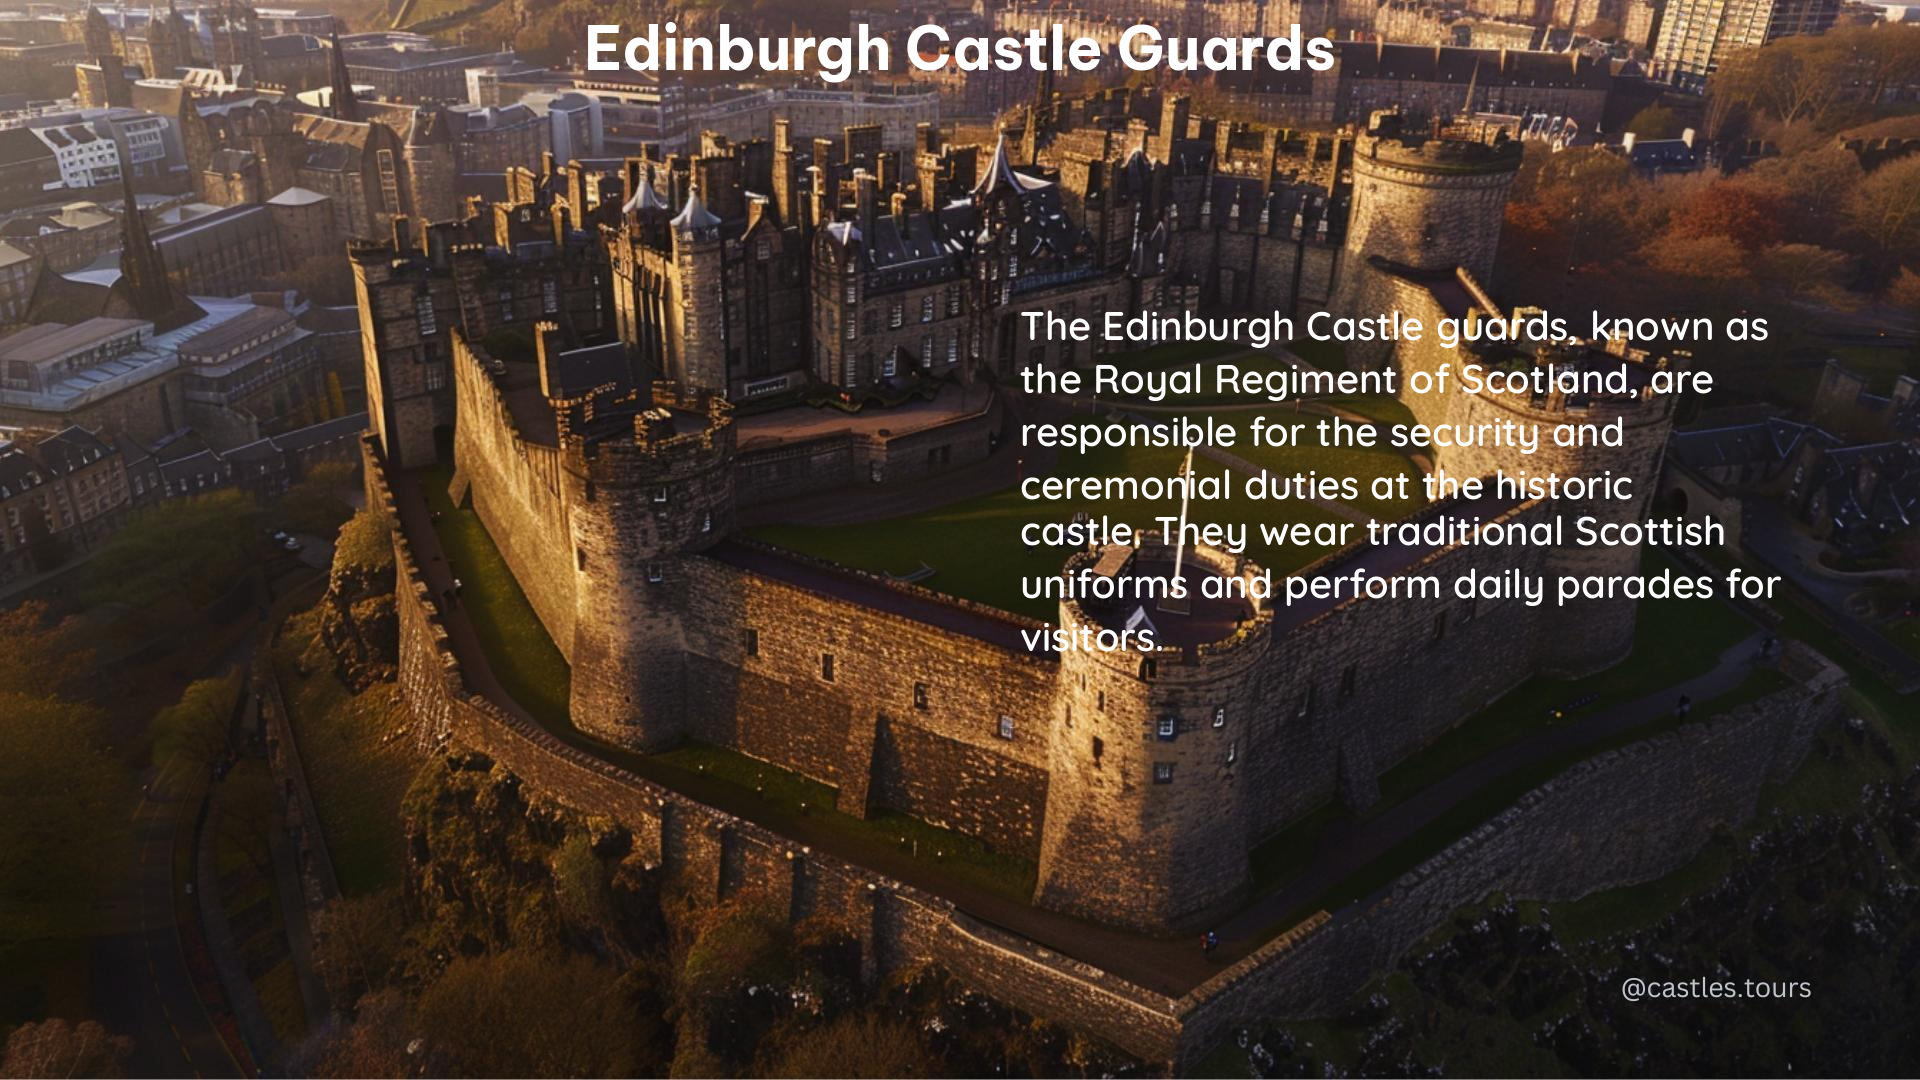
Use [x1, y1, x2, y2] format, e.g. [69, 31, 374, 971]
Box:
[1059, 535, 1272, 667]
[1356, 109, 1523, 175]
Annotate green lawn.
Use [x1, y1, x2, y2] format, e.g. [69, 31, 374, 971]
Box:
[652, 744, 1038, 901]
[1187, 408, 1426, 520]
[1246, 556, 1758, 903]
[420, 463, 573, 727]
[410, 470, 1040, 900]
[751, 435, 1349, 620]
[1372, 552, 1755, 808]
[1266, 664, 1790, 930]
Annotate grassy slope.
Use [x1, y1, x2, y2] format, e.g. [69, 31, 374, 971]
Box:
[273, 608, 415, 897]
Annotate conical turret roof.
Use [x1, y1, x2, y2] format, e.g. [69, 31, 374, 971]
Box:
[671, 184, 721, 230]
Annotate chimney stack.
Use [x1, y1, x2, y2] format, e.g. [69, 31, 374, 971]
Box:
[855, 168, 877, 237]
[535, 320, 564, 398]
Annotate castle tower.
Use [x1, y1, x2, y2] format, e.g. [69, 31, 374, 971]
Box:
[1470, 342, 1680, 676]
[1035, 538, 1266, 931]
[1333, 111, 1520, 367]
[666, 185, 726, 393]
[561, 358, 736, 749]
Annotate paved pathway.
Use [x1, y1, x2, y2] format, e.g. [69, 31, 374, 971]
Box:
[94, 759, 244, 1079]
[388, 468, 1784, 996]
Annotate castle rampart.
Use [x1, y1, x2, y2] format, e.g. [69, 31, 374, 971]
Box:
[371, 431, 1847, 1069]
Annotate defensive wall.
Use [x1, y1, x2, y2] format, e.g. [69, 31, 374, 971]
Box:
[370, 432, 1848, 1070]
[441, 304, 1699, 930]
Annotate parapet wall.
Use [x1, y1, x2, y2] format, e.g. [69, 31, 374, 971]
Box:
[373, 433, 1846, 1070]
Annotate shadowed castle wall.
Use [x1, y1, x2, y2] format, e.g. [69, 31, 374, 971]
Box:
[376, 437, 1844, 1070]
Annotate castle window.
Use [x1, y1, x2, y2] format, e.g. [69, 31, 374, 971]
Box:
[646, 563, 664, 584]
[845, 319, 856, 341]
[1431, 611, 1447, 644]
[424, 364, 446, 391]
[844, 281, 857, 303]
[913, 682, 927, 710]
[996, 715, 1015, 740]
[921, 295, 934, 322]
[883, 354, 897, 378]
[745, 628, 758, 656]
[1140, 658, 1157, 681]
[947, 286, 961, 315]
[1153, 762, 1174, 784]
[1296, 688, 1314, 719]
[1226, 742, 1238, 765]
[821, 653, 835, 682]
[1212, 706, 1226, 729]
[576, 548, 586, 571]
[702, 512, 712, 533]
[889, 301, 903, 329]
[947, 336, 958, 364]
[1157, 716, 1177, 741]
[1096, 690, 1105, 712]
[1092, 736, 1104, 764]
[584, 480, 595, 502]
[1340, 665, 1356, 698]
[414, 293, 437, 336]
[653, 486, 668, 503]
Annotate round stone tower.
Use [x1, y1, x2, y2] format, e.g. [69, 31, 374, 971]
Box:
[1035, 537, 1270, 933]
[562, 387, 736, 749]
[1334, 110, 1521, 366]
[1438, 341, 1681, 677]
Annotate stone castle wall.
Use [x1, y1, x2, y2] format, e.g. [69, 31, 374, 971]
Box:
[374, 434, 1845, 1069]
[732, 395, 1001, 504]
[449, 333, 578, 655]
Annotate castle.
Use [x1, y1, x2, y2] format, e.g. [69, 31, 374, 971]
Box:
[358, 93, 1702, 934]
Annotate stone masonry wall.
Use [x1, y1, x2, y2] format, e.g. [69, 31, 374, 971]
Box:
[377, 435, 1844, 1070]
[1175, 642, 1847, 1067]
[449, 333, 577, 656]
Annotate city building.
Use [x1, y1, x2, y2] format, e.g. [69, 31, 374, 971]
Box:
[0, 424, 130, 584]
[1652, 0, 1842, 87]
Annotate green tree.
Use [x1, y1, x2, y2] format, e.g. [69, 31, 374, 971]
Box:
[758, 1014, 933, 1078]
[411, 948, 666, 1076]
[1624, 104, 1684, 139]
[313, 888, 410, 1007]
[1845, 155, 1920, 281]
[0, 694, 132, 942]
[81, 490, 261, 611]
[0, 600, 93, 699]
[150, 672, 241, 772]
[1, 1018, 133, 1078]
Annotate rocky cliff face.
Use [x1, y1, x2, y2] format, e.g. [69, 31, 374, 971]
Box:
[320, 508, 400, 690]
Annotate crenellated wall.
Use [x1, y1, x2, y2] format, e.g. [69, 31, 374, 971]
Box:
[372, 434, 1847, 1069]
